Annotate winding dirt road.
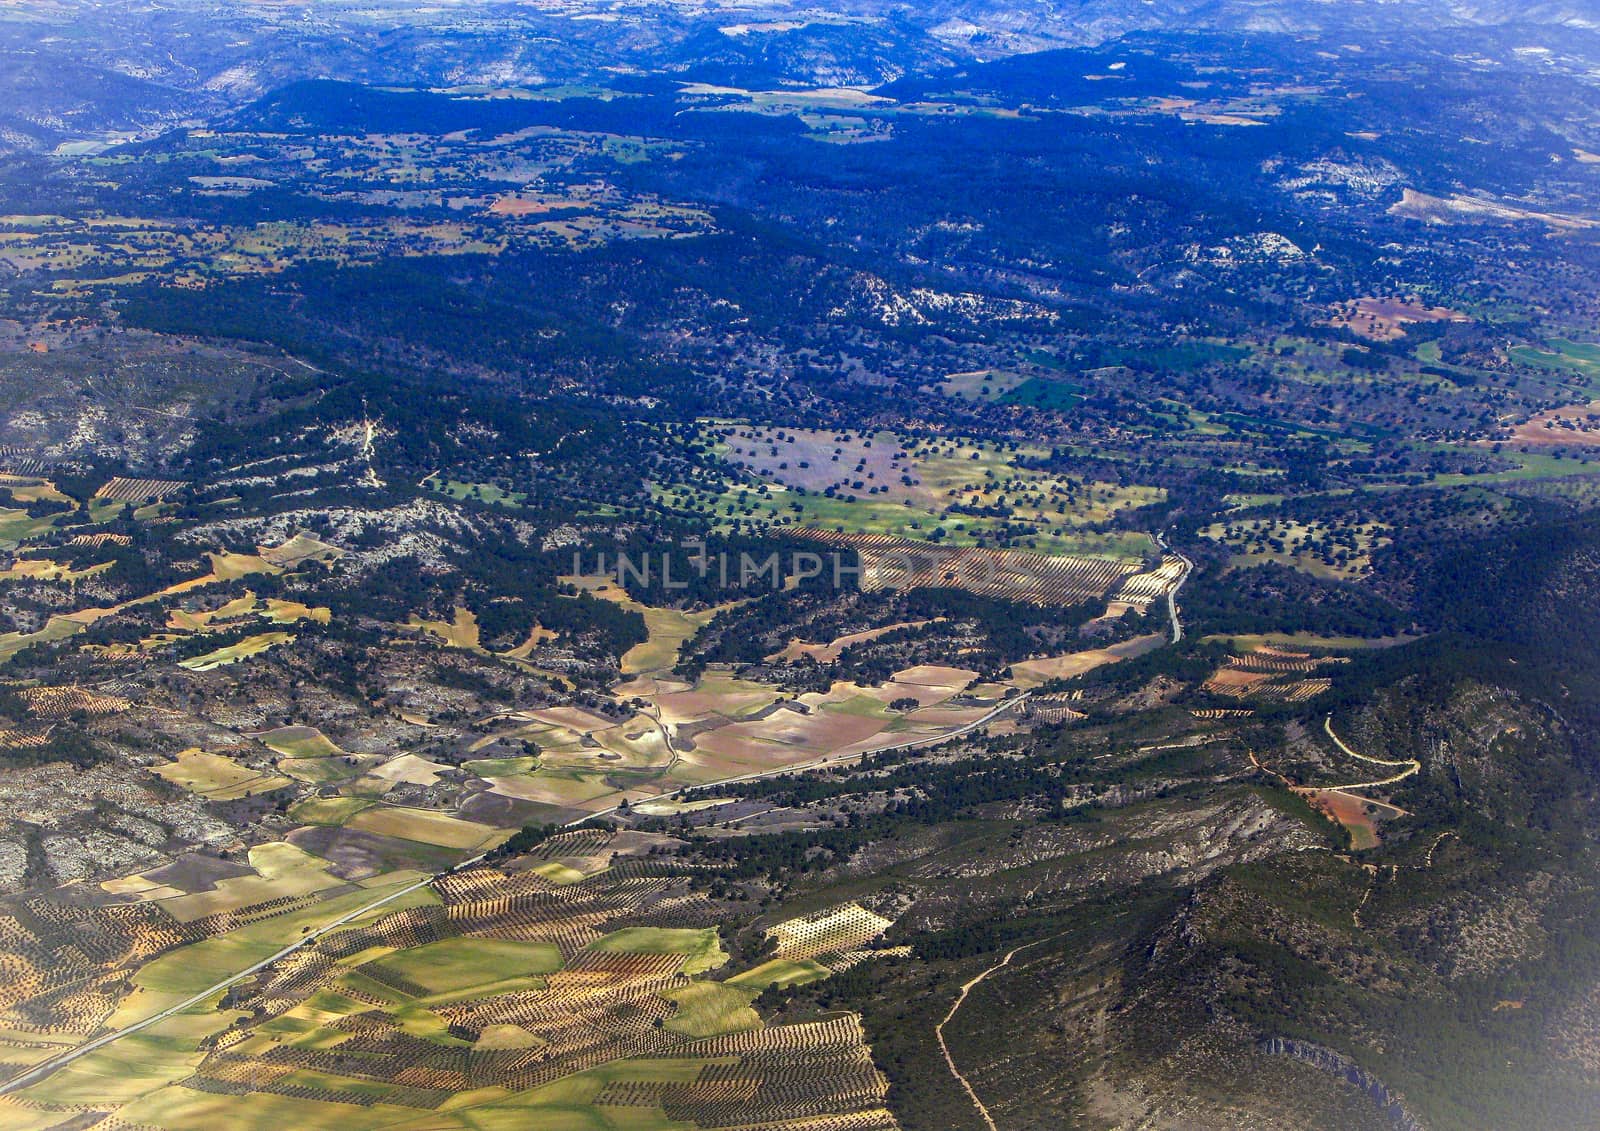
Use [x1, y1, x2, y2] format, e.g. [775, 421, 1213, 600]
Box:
[1322, 715, 1421, 792]
[936, 954, 1014, 1131]
[935, 929, 1071, 1131]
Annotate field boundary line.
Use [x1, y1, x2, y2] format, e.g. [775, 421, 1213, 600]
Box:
[0, 862, 473, 1096]
[1, 693, 1030, 1096]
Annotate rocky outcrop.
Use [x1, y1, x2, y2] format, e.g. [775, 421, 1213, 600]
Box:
[1258, 1036, 1425, 1131]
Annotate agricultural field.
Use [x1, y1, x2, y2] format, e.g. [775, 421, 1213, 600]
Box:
[4, 17, 1600, 1131]
[1505, 398, 1600, 447]
[0, 532, 341, 664]
[1327, 296, 1470, 342]
[1299, 789, 1383, 850]
[403, 607, 481, 650]
[0, 555, 112, 583]
[565, 574, 736, 675]
[766, 904, 893, 963]
[1007, 634, 1164, 689]
[178, 630, 294, 671]
[367, 937, 564, 995]
[1244, 714, 1419, 851]
[168, 593, 330, 633]
[95, 477, 186, 504]
[769, 619, 941, 663]
[0, 120, 714, 292]
[345, 806, 505, 851]
[1508, 338, 1600, 391]
[289, 796, 376, 826]
[1198, 516, 1392, 580]
[936, 368, 1034, 401]
[798, 529, 1182, 610]
[654, 424, 1163, 559]
[454, 653, 1007, 816]
[151, 748, 293, 800]
[4, 830, 900, 1130]
[254, 726, 348, 760]
[623, 605, 724, 675]
[423, 477, 527, 509]
[1200, 646, 1348, 703]
[15, 685, 129, 719]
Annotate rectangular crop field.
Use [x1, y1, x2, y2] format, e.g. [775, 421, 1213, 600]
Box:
[368, 938, 564, 995]
[346, 805, 503, 850]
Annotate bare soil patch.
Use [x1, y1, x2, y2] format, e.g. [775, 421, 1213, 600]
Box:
[1328, 296, 1469, 341]
[1506, 400, 1600, 447]
[1298, 788, 1381, 850]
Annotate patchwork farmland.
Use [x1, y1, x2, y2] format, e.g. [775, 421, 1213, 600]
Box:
[653, 423, 1163, 560]
[1200, 646, 1347, 703]
[0, 830, 902, 1130]
[797, 529, 1184, 610]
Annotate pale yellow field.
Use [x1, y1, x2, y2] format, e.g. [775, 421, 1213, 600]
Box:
[178, 631, 294, 671]
[347, 806, 504, 850]
[1008, 636, 1163, 689]
[404, 606, 480, 649]
[562, 573, 739, 674]
[150, 748, 292, 800]
[159, 843, 345, 923]
[369, 753, 449, 786]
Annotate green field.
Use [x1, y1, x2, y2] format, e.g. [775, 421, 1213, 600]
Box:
[178, 630, 293, 671]
[121, 880, 440, 1012]
[425, 476, 529, 509]
[661, 982, 761, 1037]
[588, 927, 728, 975]
[17, 1030, 205, 1107]
[369, 938, 564, 995]
[1000, 375, 1085, 409]
[151, 749, 291, 800]
[0, 611, 95, 662]
[652, 477, 1152, 559]
[280, 757, 364, 785]
[347, 805, 503, 850]
[623, 605, 720, 674]
[650, 422, 1165, 559]
[1511, 338, 1600, 389]
[119, 1087, 461, 1131]
[726, 958, 832, 990]
[1426, 445, 1600, 487]
[288, 796, 376, 824]
[463, 755, 542, 777]
[531, 860, 589, 884]
[256, 726, 347, 759]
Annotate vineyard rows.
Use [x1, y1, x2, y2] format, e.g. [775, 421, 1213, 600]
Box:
[768, 904, 894, 963]
[93, 477, 186, 504]
[17, 686, 131, 720]
[6, 839, 902, 1129]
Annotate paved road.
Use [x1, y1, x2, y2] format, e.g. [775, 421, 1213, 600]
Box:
[0, 859, 481, 1096]
[1, 692, 1028, 1096]
[5, 537, 1174, 1099]
[1153, 532, 1192, 645]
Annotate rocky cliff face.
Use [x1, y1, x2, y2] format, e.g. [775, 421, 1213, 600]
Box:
[1259, 1037, 1427, 1131]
